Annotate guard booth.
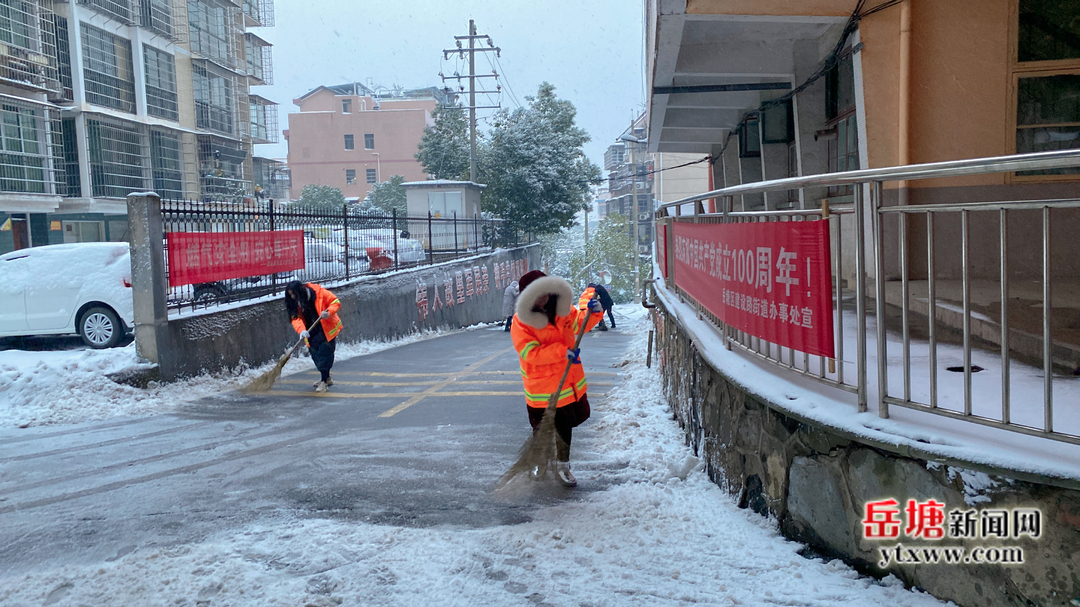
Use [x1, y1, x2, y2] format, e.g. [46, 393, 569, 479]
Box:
[402, 180, 485, 252]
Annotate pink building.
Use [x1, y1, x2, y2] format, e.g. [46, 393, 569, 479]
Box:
[285, 83, 448, 200]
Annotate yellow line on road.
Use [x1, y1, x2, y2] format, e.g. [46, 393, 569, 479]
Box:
[278, 379, 437, 387]
[378, 349, 512, 418]
[323, 370, 622, 378]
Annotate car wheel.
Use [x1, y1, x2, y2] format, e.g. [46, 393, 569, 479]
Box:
[79, 306, 122, 349]
[193, 283, 227, 304]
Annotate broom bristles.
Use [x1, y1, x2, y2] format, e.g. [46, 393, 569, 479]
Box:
[241, 350, 291, 394]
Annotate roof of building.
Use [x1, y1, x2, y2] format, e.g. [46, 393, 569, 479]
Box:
[401, 180, 486, 189]
[297, 83, 451, 104]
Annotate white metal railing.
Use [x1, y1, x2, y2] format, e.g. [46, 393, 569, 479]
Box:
[655, 149, 1080, 445]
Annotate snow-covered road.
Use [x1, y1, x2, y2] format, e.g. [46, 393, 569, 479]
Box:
[0, 307, 946, 607]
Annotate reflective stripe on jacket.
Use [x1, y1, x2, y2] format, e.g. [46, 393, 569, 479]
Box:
[291, 283, 343, 344]
[511, 289, 603, 408]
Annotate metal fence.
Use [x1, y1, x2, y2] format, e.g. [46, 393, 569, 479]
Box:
[655, 149, 1080, 446]
[162, 199, 528, 310]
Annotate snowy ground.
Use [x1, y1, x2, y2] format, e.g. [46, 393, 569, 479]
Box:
[0, 329, 453, 429]
[0, 307, 947, 607]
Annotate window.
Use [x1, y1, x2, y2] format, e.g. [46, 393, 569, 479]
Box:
[738, 115, 760, 158]
[1016, 74, 1080, 174]
[344, 134, 354, 150]
[1019, 0, 1080, 62]
[150, 128, 183, 200]
[86, 116, 146, 198]
[193, 61, 236, 135]
[0, 0, 35, 50]
[1013, 1, 1080, 175]
[0, 103, 47, 193]
[364, 133, 374, 149]
[825, 50, 859, 195]
[188, 0, 232, 67]
[345, 169, 355, 184]
[80, 0, 133, 24]
[144, 45, 178, 121]
[762, 100, 794, 144]
[826, 52, 855, 121]
[140, 0, 174, 39]
[428, 191, 462, 217]
[366, 168, 376, 183]
[342, 98, 351, 113]
[80, 23, 136, 114]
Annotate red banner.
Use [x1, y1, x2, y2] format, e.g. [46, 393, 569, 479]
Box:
[166, 230, 305, 287]
[671, 220, 834, 358]
[656, 222, 668, 279]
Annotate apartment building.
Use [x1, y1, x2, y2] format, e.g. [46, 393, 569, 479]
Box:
[285, 83, 448, 202]
[0, 0, 279, 254]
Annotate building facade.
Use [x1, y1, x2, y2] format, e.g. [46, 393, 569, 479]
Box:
[646, 0, 1080, 279]
[0, 0, 279, 254]
[285, 83, 447, 202]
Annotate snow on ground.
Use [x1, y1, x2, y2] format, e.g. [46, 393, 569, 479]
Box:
[0, 308, 947, 607]
[0, 327, 466, 429]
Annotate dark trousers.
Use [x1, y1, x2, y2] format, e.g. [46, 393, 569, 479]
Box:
[528, 395, 591, 461]
[309, 338, 336, 381]
[606, 308, 616, 328]
[504, 315, 513, 331]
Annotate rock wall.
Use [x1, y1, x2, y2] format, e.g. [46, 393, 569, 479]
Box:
[653, 300, 1080, 607]
[159, 245, 538, 379]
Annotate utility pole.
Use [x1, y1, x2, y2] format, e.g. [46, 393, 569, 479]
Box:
[442, 21, 502, 183]
[630, 130, 640, 302]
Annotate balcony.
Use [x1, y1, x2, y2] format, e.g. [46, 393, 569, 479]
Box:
[241, 0, 273, 27]
[247, 95, 278, 144]
[244, 32, 272, 85]
[0, 1, 60, 95]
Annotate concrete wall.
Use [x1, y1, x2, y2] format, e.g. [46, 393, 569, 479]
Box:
[653, 288, 1080, 607]
[159, 245, 538, 379]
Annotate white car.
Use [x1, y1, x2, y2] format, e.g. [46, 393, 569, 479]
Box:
[349, 229, 426, 264]
[0, 243, 134, 348]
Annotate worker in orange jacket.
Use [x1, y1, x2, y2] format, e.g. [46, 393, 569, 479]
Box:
[511, 270, 604, 486]
[284, 281, 343, 393]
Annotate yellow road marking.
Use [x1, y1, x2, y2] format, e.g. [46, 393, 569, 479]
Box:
[318, 370, 622, 378]
[378, 349, 512, 418]
[278, 379, 437, 387]
[269, 390, 522, 399]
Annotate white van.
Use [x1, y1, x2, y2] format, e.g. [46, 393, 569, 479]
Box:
[0, 243, 134, 348]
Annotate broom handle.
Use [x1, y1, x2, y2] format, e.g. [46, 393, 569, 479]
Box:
[287, 317, 324, 358]
[544, 297, 596, 412]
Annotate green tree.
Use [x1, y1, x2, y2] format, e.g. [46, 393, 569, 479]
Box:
[481, 83, 601, 237]
[415, 104, 470, 181]
[568, 212, 636, 304]
[297, 184, 345, 211]
[367, 174, 407, 215]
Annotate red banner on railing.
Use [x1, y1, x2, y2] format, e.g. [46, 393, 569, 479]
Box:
[671, 220, 834, 358]
[657, 222, 668, 279]
[166, 231, 305, 287]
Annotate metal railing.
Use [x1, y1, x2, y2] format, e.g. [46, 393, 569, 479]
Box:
[162, 199, 530, 311]
[655, 149, 1080, 445]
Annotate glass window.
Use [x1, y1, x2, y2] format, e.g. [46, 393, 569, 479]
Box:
[80, 23, 136, 114]
[144, 45, 178, 121]
[1019, 0, 1080, 62]
[192, 61, 235, 135]
[364, 133, 374, 149]
[366, 168, 376, 183]
[0, 103, 45, 193]
[150, 128, 183, 200]
[1016, 74, 1080, 174]
[342, 99, 351, 113]
[344, 134, 354, 150]
[346, 169, 355, 184]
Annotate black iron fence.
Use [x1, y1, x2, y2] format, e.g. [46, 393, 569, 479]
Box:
[161, 199, 530, 311]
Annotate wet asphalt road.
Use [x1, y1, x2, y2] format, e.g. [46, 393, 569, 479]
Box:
[0, 324, 634, 577]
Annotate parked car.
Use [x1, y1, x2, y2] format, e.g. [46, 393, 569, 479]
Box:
[0, 243, 134, 348]
[348, 229, 426, 264]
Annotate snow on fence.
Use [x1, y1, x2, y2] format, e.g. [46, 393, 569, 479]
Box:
[654, 149, 1080, 446]
[159, 198, 530, 311]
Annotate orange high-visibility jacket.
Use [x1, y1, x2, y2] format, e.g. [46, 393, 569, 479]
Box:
[511, 279, 603, 408]
[291, 283, 343, 343]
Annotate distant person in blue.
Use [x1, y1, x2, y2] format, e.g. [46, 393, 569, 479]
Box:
[587, 282, 615, 331]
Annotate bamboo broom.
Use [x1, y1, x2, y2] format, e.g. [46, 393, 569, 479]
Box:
[242, 317, 322, 394]
[496, 298, 595, 490]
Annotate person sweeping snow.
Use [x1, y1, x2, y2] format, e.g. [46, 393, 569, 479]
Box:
[510, 270, 604, 487]
[284, 281, 342, 393]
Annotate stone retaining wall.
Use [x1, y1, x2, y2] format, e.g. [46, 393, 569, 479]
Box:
[653, 296, 1080, 607]
[158, 246, 538, 379]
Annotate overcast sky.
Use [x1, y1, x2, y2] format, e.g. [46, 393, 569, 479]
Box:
[251, 0, 645, 170]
